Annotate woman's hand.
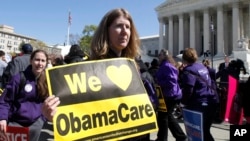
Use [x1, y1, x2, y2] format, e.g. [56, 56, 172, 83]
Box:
[42, 95, 60, 121]
[0, 120, 7, 133]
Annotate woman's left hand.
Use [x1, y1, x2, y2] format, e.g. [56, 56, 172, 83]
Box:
[42, 95, 60, 121]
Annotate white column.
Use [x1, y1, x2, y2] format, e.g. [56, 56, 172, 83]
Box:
[239, 7, 244, 38]
[249, 3, 250, 38]
[217, 5, 224, 56]
[223, 9, 229, 55]
[233, 2, 240, 50]
[190, 12, 195, 48]
[159, 19, 164, 51]
[203, 9, 210, 53]
[168, 16, 173, 53]
[184, 18, 189, 48]
[178, 14, 184, 53]
[165, 23, 168, 49]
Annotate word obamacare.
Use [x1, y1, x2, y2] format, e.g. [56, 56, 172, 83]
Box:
[56, 103, 154, 136]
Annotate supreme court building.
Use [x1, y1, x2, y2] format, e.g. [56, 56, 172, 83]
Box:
[155, 0, 250, 57]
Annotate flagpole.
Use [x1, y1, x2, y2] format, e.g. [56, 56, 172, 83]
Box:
[67, 10, 71, 46]
[67, 23, 70, 46]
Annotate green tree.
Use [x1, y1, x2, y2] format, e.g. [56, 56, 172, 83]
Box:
[18, 41, 26, 52]
[79, 25, 97, 55]
[29, 40, 47, 50]
[69, 34, 81, 45]
[17, 40, 48, 54]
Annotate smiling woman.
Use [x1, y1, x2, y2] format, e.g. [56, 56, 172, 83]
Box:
[31, 50, 48, 76]
[0, 49, 49, 141]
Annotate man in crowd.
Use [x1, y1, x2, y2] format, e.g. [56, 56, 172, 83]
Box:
[1, 43, 33, 88]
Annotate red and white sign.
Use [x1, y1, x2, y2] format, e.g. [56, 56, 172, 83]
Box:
[0, 126, 29, 141]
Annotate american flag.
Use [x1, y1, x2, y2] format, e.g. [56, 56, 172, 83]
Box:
[68, 11, 72, 25]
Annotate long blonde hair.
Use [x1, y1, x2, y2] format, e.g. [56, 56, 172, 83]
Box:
[160, 49, 176, 67]
[90, 8, 140, 60]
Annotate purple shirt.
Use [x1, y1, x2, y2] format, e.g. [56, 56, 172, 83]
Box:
[182, 63, 216, 104]
[156, 60, 182, 100]
[0, 66, 44, 126]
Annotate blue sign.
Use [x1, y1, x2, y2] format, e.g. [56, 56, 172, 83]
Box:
[182, 108, 203, 141]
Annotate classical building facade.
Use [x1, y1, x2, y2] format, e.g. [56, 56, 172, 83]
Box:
[0, 25, 36, 53]
[155, 0, 250, 57]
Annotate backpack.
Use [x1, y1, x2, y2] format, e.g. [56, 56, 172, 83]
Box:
[0, 71, 26, 97]
[17, 71, 26, 94]
[142, 79, 159, 110]
[2, 63, 14, 88]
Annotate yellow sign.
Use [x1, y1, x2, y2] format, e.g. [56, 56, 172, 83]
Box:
[46, 58, 158, 141]
[155, 85, 167, 112]
[0, 88, 3, 96]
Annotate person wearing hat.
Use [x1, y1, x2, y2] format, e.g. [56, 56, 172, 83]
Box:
[64, 44, 87, 64]
[2, 43, 33, 88]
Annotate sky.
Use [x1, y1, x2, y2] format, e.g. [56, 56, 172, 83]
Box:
[0, 0, 165, 45]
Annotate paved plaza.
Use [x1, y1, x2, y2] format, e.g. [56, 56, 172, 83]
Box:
[150, 120, 230, 141]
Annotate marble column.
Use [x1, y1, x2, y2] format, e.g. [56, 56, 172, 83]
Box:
[178, 14, 184, 53]
[239, 6, 244, 38]
[232, 2, 240, 50]
[217, 5, 225, 56]
[203, 9, 210, 53]
[168, 16, 173, 53]
[159, 19, 164, 51]
[223, 8, 230, 55]
[165, 22, 169, 50]
[190, 12, 195, 48]
[249, 3, 250, 39]
[249, 3, 250, 38]
[184, 18, 189, 48]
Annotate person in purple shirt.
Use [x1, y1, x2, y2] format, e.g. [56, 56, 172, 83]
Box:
[0, 49, 49, 141]
[181, 48, 218, 141]
[155, 49, 187, 141]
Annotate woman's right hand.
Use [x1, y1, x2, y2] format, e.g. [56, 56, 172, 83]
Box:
[42, 95, 60, 122]
[0, 120, 7, 133]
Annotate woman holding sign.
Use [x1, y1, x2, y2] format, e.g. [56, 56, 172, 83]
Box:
[43, 7, 140, 121]
[0, 49, 49, 141]
[42, 8, 154, 140]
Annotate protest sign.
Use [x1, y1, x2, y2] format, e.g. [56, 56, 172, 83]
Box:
[182, 108, 203, 141]
[225, 75, 244, 125]
[0, 126, 29, 141]
[46, 58, 158, 141]
[155, 85, 167, 112]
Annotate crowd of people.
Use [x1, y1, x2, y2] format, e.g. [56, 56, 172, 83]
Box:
[0, 7, 249, 141]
